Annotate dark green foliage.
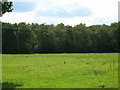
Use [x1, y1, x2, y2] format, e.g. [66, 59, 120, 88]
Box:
[2, 82, 23, 88]
[2, 22, 34, 54]
[2, 22, 119, 54]
[1, 1, 13, 14]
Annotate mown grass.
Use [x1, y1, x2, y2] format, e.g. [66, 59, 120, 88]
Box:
[2, 53, 118, 88]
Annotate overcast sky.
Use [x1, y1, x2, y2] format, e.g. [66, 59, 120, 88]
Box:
[0, 0, 119, 26]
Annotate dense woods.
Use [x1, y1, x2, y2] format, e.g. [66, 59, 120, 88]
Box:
[2, 22, 119, 54]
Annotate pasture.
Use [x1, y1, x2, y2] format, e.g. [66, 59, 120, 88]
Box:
[2, 53, 118, 88]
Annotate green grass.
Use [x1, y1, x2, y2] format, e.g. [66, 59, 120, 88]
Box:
[2, 53, 118, 88]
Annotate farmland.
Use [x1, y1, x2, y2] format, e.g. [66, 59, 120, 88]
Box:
[2, 53, 118, 88]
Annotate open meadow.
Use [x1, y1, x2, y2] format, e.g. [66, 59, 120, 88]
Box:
[2, 53, 118, 88]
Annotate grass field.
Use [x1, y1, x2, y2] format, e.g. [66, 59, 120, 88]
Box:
[2, 53, 118, 88]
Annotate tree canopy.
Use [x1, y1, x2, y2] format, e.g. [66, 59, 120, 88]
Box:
[2, 22, 119, 54]
[1, 1, 13, 14]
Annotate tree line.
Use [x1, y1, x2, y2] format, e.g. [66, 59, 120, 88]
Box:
[2, 22, 119, 54]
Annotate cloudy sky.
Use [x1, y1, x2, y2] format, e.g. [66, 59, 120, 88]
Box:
[0, 0, 119, 26]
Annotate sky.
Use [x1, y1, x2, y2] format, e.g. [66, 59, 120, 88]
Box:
[0, 0, 119, 26]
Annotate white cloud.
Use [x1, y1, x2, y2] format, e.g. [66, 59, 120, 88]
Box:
[1, 11, 35, 24]
[0, 0, 119, 26]
[34, 1, 92, 18]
